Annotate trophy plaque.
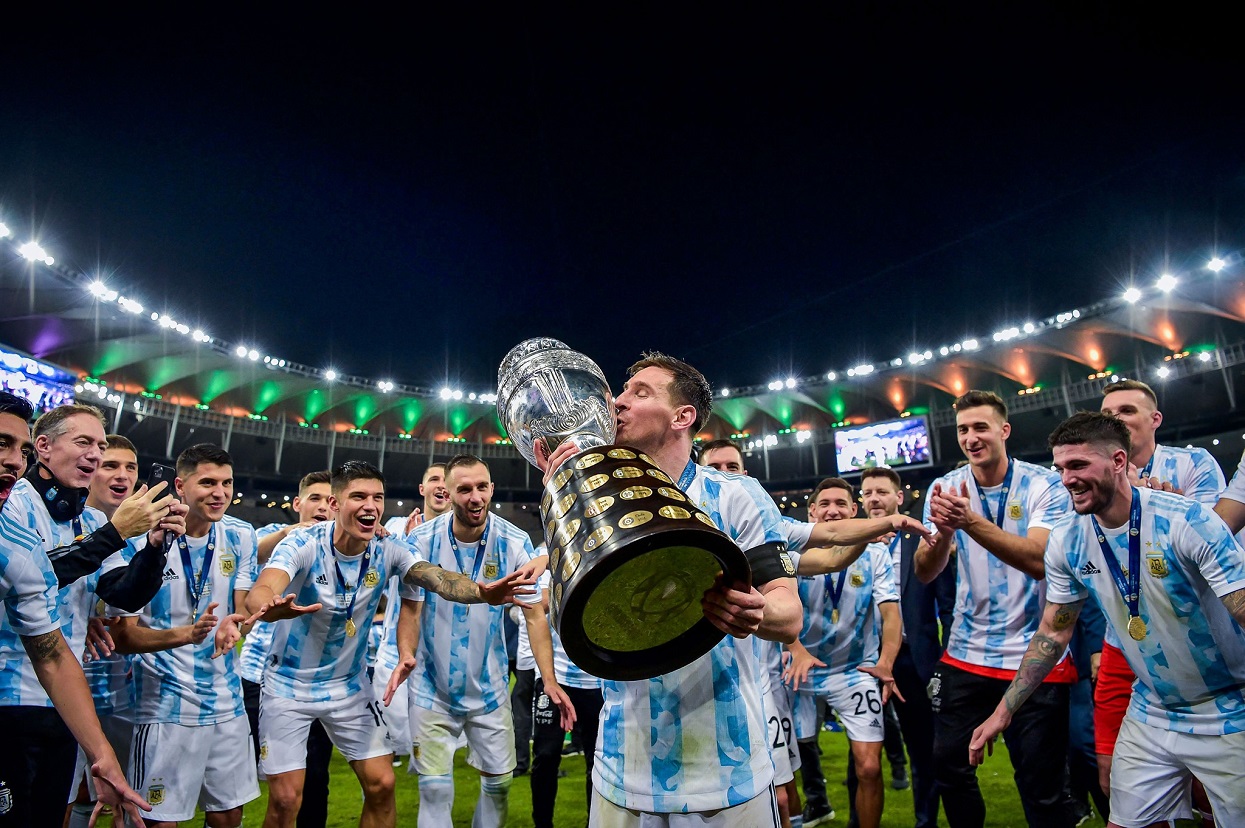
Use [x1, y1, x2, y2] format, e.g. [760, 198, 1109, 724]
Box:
[498, 338, 751, 681]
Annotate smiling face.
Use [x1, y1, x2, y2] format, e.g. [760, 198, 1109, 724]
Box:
[331, 477, 385, 544]
[176, 462, 234, 528]
[293, 482, 333, 523]
[37, 412, 107, 490]
[809, 484, 857, 522]
[1100, 389, 1160, 461]
[448, 460, 493, 533]
[1053, 441, 1127, 516]
[88, 447, 138, 514]
[419, 465, 450, 516]
[0, 412, 32, 511]
[955, 404, 1010, 471]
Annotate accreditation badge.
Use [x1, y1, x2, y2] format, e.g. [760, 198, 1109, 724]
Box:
[1007, 502, 1023, 521]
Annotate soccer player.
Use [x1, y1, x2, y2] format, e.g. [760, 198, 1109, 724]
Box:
[786, 477, 902, 828]
[1097, 379, 1228, 794]
[239, 470, 335, 828]
[390, 454, 568, 828]
[0, 390, 33, 513]
[857, 466, 954, 828]
[112, 443, 261, 828]
[244, 460, 532, 828]
[1217, 448, 1245, 535]
[0, 403, 180, 824]
[538, 352, 803, 826]
[969, 411, 1245, 826]
[381, 462, 448, 537]
[914, 390, 1078, 827]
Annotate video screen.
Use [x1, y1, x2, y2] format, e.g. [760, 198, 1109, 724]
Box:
[834, 415, 932, 474]
[0, 346, 77, 414]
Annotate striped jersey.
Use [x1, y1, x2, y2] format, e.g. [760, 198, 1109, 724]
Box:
[238, 522, 290, 684]
[1045, 488, 1245, 735]
[127, 515, 256, 725]
[594, 464, 782, 813]
[373, 575, 403, 672]
[406, 512, 537, 716]
[792, 543, 898, 690]
[0, 478, 124, 707]
[0, 517, 60, 639]
[536, 570, 603, 691]
[263, 521, 420, 702]
[923, 460, 1070, 671]
[84, 538, 141, 716]
[1224, 449, 1245, 508]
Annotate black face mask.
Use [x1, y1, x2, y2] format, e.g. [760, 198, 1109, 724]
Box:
[25, 461, 89, 523]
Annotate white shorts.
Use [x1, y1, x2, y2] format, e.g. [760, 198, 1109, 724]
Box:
[128, 716, 259, 822]
[409, 700, 516, 777]
[1110, 716, 1245, 827]
[70, 706, 135, 803]
[588, 785, 779, 827]
[793, 671, 884, 744]
[762, 684, 799, 785]
[259, 690, 391, 775]
[372, 662, 411, 755]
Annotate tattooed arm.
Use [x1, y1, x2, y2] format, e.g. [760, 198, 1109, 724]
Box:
[1222, 587, 1245, 628]
[403, 561, 536, 606]
[967, 598, 1084, 765]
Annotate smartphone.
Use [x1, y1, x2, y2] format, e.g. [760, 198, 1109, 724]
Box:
[148, 463, 178, 498]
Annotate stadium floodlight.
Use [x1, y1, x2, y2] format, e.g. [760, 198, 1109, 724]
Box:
[1156, 366, 1171, 379]
[1122, 287, 1142, 304]
[378, 380, 394, 392]
[785, 378, 797, 389]
[248, 350, 260, 361]
[18, 241, 48, 262]
[324, 369, 338, 382]
[88, 280, 109, 297]
[961, 339, 979, 351]
[826, 371, 836, 381]
[0, 222, 10, 238]
[1023, 322, 1035, 333]
[235, 346, 248, 358]
[1198, 351, 1212, 363]
[1156, 273, 1177, 293]
[452, 389, 463, 400]
[939, 346, 950, 357]
[850, 363, 874, 376]
[1208, 257, 1226, 272]
[720, 388, 730, 397]
[439, 388, 452, 400]
[767, 380, 782, 391]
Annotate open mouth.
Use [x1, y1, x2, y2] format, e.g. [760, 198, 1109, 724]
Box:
[467, 506, 485, 522]
[0, 474, 15, 502]
[431, 490, 449, 507]
[311, 514, 328, 521]
[109, 482, 131, 497]
[357, 514, 377, 531]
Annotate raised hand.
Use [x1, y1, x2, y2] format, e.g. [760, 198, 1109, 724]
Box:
[189, 602, 220, 645]
[535, 439, 581, 485]
[148, 500, 189, 548]
[478, 570, 538, 606]
[245, 593, 323, 625]
[403, 508, 424, 536]
[111, 482, 180, 540]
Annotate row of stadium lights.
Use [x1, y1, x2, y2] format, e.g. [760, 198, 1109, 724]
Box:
[2, 217, 1236, 404]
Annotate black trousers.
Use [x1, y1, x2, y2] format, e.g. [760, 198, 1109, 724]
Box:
[244, 678, 333, 828]
[890, 646, 940, 828]
[512, 667, 536, 773]
[930, 662, 1076, 828]
[797, 696, 830, 814]
[530, 678, 603, 828]
[0, 706, 78, 828]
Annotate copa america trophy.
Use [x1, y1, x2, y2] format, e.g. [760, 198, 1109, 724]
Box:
[497, 337, 751, 681]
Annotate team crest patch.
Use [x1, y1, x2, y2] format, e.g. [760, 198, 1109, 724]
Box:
[849, 570, 866, 588]
[413, 743, 421, 760]
[537, 693, 551, 710]
[0, 782, 11, 814]
[1147, 557, 1170, 578]
[219, 553, 236, 576]
[1007, 502, 1023, 521]
[483, 562, 499, 580]
[259, 743, 269, 760]
[363, 568, 381, 588]
[779, 552, 796, 575]
[147, 784, 165, 806]
[96, 598, 106, 616]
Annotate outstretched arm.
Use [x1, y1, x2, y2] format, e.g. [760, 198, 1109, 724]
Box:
[402, 561, 535, 605]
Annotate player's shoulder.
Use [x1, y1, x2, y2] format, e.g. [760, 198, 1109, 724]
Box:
[1157, 442, 1213, 464]
[1014, 458, 1061, 483]
[932, 465, 968, 488]
[1139, 485, 1199, 517]
[407, 511, 449, 542]
[83, 503, 109, 529]
[254, 521, 286, 539]
[491, 515, 532, 543]
[220, 513, 257, 536]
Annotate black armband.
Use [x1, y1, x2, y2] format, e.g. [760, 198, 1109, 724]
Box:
[47, 522, 126, 587]
[743, 540, 797, 586]
[96, 537, 169, 612]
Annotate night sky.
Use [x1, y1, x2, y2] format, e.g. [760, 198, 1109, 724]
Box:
[2, 7, 1242, 394]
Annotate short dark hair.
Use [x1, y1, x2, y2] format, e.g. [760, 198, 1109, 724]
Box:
[298, 470, 332, 496]
[860, 467, 902, 491]
[104, 434, 137, 454]
[33, 404, 108, 443]
[698, 438, 742, 464]
[811, 477, 856, 502]
[444, 454, 488, 482]
[0, 391, 34, 422]
[1102, 379, 1158, 408]
[331, 460, 384, 494]
[422, 463, 446, 480]
[628, 351, 713, 433]
[176, 444, 234, 477]
[954, 390, 1008, 421]
[1048, 411, 1131, 455]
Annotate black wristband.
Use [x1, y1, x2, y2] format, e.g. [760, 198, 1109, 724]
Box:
[743, 540, 797, 586]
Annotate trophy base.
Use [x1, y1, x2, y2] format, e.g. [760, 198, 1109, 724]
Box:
[555, 526, 750, 681]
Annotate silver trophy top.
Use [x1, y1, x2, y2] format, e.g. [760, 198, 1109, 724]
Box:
[497, 338, 616, 468]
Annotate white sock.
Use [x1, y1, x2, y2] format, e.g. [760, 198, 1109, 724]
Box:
[67, 803, 94, 828]
[473, 772, 512, 828]
[417, 774, 454, 828]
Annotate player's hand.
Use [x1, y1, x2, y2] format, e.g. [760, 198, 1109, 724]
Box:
[375, 523, 391, 539]
[859, 662, 905, 704]
[889, 513, 934, 542]
[536, 439, 581, 485]
[89, 750, 151, 826]
[245, 593, 323, 625]
[111, 482, 179, 540]
[84, 616, 116, 661]
[701, 575, 765, 638]
[783, 647, 825, 691]
[928, 482, 975, 531]
[478, 570, 538, 606]
[968, 708, 1012, 766]
[1141, 475, 1178, 494]
[1090, 651, 1101, 685]
[383, 655, 417, 706]
[147, 500, 189, 548]
[543, 680, 578, 733]
[212, 611, 247, 658]
[188, 602, 220, 646]
[404, 508, 424, 536]
[513, 554, 548, 583]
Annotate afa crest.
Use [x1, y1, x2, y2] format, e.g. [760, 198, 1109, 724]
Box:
[849, 570, 866, 588]
[363, 568, 381, 589]
[147, 784, 165, 806]
[259, 743, 268, 761]
[219, 554, 236, 576]
[779, 552, 796, 576]
[1147, 557, 1170, 578]
[413, 743, 421, 760]
[483, 562, 499, 580]
[1007, 502, 1023, 521]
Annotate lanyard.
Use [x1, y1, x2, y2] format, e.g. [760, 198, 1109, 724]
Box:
[677, 459, 696, 492]
[973, 458, 1015, 527]
[330, 537, 372, 635]
[71, 516, 83, 540]
[1139, 450, 1156, 480]
[448, 517, 490, 581]
[176, 524, 216, 622]
[1091, 488, 1146, 641]
[824, 570, 848, 624]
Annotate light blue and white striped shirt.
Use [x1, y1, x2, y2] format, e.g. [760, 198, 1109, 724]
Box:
[1046, 488, 1245, 735]
[0, 517, 61, 639]
[128, 515, 256, 725]
[238, 522, 289, 684]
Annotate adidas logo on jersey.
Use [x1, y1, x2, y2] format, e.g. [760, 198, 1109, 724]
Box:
[162, 567, 179, 582]
[316, 573, 329, 586]
[1080, 561, 1102, 576]
[868, 718, 881, 728]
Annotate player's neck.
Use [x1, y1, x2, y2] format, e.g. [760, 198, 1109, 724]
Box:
[424, 501, 450, 521]
[1096, 478, 1135, 529]
[1130, 439, 1157, 469]
[452, 515, 486, 544]
[85, 496, 115, 519]
[185, 513, 214, 538]
[332, 524, 368, 556]
[646, 441, 695, 487]
[970, 454, 1010, 487]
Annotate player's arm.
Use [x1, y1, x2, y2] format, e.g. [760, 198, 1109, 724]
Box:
[795, 543, 869, 574]
[402, 560, 534, 605]
[965, 522, 1049, 580]
[522, 591, 576, 731]
[756, 576, 801, 643]
[243, 566, 322, 623]
[914, 528, 954, 584]
[382, 598, 423, 706]
[968, 598, 1084, 764]
[1221, 589, 1245, 627]
[1214, 497, 1245, 536]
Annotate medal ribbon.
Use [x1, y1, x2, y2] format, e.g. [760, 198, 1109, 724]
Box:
[176, 524, 216, 618]
[677, 459, 696, 492]
[824, 570, 848, 617]
[448, 516, 491, 581]
[1090, 488, 1142, 626]
[973, 458, 1015, 528]
[330, 537, 372, 627]
[1139, 451, 1156, 481]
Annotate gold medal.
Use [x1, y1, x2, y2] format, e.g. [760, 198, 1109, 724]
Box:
[345, 618, 357, 638]
[831, 608, 840, 624]
[1127, 615, 1146, 641]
